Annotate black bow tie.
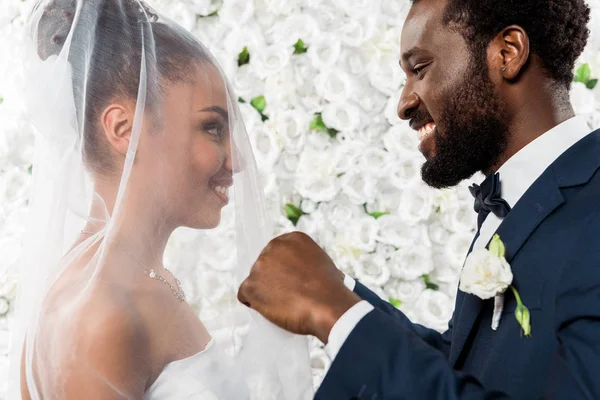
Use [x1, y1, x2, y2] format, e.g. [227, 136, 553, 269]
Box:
[469, 172, 512, 230]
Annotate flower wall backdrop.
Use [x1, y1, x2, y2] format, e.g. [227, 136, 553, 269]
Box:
[2, 0, 600, 395]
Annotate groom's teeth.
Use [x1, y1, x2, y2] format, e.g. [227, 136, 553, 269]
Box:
[418, 123, 436, 141]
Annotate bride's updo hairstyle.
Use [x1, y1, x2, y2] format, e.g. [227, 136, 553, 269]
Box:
[35, 0, 211, 175]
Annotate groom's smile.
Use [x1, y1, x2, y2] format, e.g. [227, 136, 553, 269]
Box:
[397, 0, 510, 189]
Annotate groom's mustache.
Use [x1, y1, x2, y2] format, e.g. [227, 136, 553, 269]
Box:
[409, 110, 435, 131]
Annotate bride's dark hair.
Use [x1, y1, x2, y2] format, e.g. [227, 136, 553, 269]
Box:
[36, 0, 211, 174]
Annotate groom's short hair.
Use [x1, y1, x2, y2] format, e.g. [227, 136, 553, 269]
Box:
[412, 0, 591, 88]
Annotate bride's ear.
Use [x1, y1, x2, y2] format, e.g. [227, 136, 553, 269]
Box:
[100, 103, 134, 156]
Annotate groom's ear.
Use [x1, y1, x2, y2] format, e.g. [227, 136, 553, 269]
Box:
[489, 25, 530, 82]
[100, 102, 134, 156]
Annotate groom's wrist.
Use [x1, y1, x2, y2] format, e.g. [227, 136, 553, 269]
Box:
[311, 291, 361, 344]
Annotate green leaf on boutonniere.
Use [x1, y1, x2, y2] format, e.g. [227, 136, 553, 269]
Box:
[510, 286, 531, 338]
[575, 63, 592, 84]
[422, 274, 440, 291]
[489, 234, 506, 259]
[293, 39, 308, 54]
[310, 113, 339, 138]
[389, 297, 402, 308]
[587, 79, 598, 89]
[285, 203, 305, 226]
[238, 47, 250, 67]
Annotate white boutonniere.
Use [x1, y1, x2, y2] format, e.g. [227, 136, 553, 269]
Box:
[459, 234, 531, 337]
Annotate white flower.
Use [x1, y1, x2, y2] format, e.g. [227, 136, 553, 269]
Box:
[389, 244, 434, 281]
[253, 45, 294, 79]
[383, 95, 403, 126]
[354, 253, 391, 287]
[314, 68, 357, 103]
[367, 58, 405, 95]
[444, 232, 474, 267]
[414, 289, 453, 332]
[295, 146, 340, 202]
[338, 16, 377, 47]
[389, 157, 423, 189]
[219, 0, 255, 26]
[321, 101, 362, 133]
[268, 14, 321, 46]
[249, 124, 282, 169]
[331, 0, 381, 19]
[386, 278, 426, 305]
[358, 146, 392, 178]
[232, 64, 265, 100]
[348, 217, 380, 252]
[376, 215, 414, 248]
[571, 81, 598, 115]
[273, 110, 308, 154]
[340, 170, 376, 205]
[460, 248, 513, 300]
[308, 35, 342, 70]
[398, 184, 434, 225]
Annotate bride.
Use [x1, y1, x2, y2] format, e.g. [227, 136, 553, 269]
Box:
[8, 0, 313, 398]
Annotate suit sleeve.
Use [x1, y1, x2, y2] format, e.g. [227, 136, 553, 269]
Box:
[354, 279, 454, 358]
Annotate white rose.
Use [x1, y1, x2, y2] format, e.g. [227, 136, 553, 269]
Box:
[268, 14, 321, 46]
[354, 253, 391, 287]
[273, 110, 308, 154]
[348, 217, 380, 252]
[258, 0, 302, 16]
[389, 244, 434, 281]
[249, 124, 282, 169]
[444, 232, 474, 267]
[367, 58, 405, 95]
[428, 219, 452, 246]
[232, 64, 265, 100]
[321, 101, 361, 133]
[323, 197, 364, 230]
[193, 16, 228, 45]
[308, 35, 343, 70]
[219, 0, 255, 26]
[398, 184, 434, 225]
[414, 290, 454, 332]
[389, 156, 423, 189]
[358, 146, 392, 178]
[571, 81, 598, 115]
[386, 278, 427, 305]
[314, 68, 357, 103]
[238, 103, 263, 133]
[376, 214, 414, 248]
[340, 170, 376, 205]
[338, 16, 377, 47]
[355, 85, 388, 118]
[253, 45, 294, 79]
[459, 248, 513, 300]
[295, 148, 340, 202]
[383, 95, 403, 126]
[331, 0, 381, 18]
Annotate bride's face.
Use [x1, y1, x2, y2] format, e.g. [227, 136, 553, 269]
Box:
[136, 64, 234, 229]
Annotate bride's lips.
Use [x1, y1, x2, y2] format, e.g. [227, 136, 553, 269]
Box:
[210, 183, 231, 205]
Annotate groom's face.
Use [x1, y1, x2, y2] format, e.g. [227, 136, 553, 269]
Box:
[398, 0, 510, 189]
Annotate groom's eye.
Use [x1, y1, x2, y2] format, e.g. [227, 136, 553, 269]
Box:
[413, 62, 431, 80]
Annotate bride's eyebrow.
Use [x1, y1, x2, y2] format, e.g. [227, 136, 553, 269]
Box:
[198, 106, 228, 121]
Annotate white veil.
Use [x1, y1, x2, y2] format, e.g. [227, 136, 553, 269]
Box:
[7, 0, 313, 398]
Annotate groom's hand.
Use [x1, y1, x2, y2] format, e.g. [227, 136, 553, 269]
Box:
[237, 231, 361, 344]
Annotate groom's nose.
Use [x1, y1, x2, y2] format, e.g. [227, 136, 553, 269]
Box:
[398, 86, 420, 120]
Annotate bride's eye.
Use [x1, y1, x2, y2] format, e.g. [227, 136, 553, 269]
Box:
[201, 120, 226, 139]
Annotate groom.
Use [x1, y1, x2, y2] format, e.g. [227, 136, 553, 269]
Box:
[239, 0, 600, 398]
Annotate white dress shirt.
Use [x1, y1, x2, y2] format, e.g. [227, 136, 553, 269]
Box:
[325, 116, 592, 361]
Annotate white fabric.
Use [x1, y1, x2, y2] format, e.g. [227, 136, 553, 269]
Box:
[325, 116, 592, 362]
[9, 1, 313, 399]
[144, 339, 250, 400]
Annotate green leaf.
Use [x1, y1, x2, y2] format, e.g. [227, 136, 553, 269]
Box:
[510, 286, 531, 338]
[574, 63, 591, 84]
[238, 97, 246, 103]
[309, 113, 339, 138]
[293, 39, 308, 54]
[369, 211, 389, 219]
[422, 274, 440, 291]
[489, 234, 506, 259]
[207, 9, 219, 17]
[27, 165, 33, 175]
[250, 95, 266, 113]
[285, 203, 305, 226]
[389, 297, 402, 308]
[0, 97, 3, 104]
[238, 47, 250, 67]
[587, 79, 598, 90]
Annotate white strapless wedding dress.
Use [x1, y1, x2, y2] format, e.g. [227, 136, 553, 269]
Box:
[144, 339, 250, 399]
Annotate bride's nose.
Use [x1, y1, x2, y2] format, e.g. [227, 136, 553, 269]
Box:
[225, 139, 245, 174]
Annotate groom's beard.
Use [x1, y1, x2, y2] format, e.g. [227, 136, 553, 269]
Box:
[421, 59, 510, 189]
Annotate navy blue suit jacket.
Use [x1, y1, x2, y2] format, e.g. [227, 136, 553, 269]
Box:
[316, 130, 600, 399]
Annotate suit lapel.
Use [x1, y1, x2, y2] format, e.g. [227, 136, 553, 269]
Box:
[449, 128, 600, 367]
